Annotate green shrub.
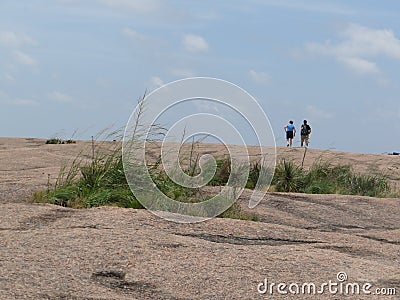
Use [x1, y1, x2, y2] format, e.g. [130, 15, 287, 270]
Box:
[344, 173, 390, 197]
[246, 161, 261, 189]
[46, 138, 64, 144]
[246, 160, 274, 190]
[207, 158, 231, 186]
[151, 169, 200, 202]
[304, 181, 335, 194]
[46, 138, 76, 144]
[273, 159, 303, 192]
[269, 158, 393, 197]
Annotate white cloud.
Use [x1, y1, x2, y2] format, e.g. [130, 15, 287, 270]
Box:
[304, 23, 400, 77]
[194, 11, 220, 21]
[122, 27, 140, 39]
[3, 72, 14, 81]
[373, 106, 400, 121]
[1, 98, 39, 106]
[99, 0, 161, 13]
[182, 34, 209, 53]
[171, 69, 195, 78]
[306, 24, 400, 60]
[14, 51, 38, 66]
[96, 78, 112, 88]
[306, 105, 334, 120]
[122, 27, 157, 46]
[194, 100, 220, 113]
[340, 24, 400, 59]
[150, 76, 164, 88]
[48, 91, 73, 102]
[252, 0, 354, 15]
[249, 70, 271, 85]
[337, 57, 380, 75]
[56, 0, 85, 3]
[14, 99, 39, 106]
[0, 31, 36, 48]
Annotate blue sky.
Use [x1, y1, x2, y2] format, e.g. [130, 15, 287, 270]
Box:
[1, 0, 400, 153]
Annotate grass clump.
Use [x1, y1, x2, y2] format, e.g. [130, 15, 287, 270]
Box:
[218, 202, 259, 221]
[33, 139, 143, 209]
[207, 158, 231, 186]
[188, 155, 393, 198]
[246, 161, 262, 189]
[33, 145, 255, 221]
[46, 138, 76, 144]
[343, 173, 390, 197]
[46, 138, 64, 144]
[273, 159, 303, 192]
[269, 159, 392, 197]
[150, 168, 201, 203]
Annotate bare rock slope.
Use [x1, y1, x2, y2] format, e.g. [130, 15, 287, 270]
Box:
[0, 138, 399, 299]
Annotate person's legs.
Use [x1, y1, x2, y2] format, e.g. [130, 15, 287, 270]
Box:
[286, 131, 291, 147]
[287, 131, 294, 147]
[301, 135, 309, 147]
[301, 135, 305, 147]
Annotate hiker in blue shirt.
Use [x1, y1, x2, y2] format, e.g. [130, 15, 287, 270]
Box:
[284, 120, 296, 147]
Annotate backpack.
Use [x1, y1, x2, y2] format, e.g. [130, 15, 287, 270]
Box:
[301, 124, 311, 135]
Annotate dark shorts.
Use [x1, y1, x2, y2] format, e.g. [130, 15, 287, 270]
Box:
[286, 131, 294, 139]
